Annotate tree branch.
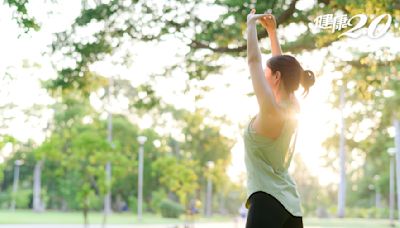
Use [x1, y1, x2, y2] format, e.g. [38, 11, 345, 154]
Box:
[190, 0, 299, 53]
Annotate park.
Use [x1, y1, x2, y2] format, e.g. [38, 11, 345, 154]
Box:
[0, 0, 399, 227]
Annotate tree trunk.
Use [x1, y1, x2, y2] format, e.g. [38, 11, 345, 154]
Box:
[33, 160, 43, 212]
[83, 196, 89, 228]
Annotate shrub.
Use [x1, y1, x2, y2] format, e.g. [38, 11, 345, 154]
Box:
[0, 188, 32, 209]
[150, 189, 167, 214]
[129, 195, 148, 214]
[15, 189, 32, 209]
[159, 198, 184, 218]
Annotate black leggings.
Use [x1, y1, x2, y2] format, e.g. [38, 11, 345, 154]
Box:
[245, 191, 303, 228]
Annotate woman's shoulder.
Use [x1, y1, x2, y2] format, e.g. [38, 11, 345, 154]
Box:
[278, 95, 299, 125]
[288, 94, 300, 113]
[276, 95, 299, 115]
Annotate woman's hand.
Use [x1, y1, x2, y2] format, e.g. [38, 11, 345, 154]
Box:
[259, 13, 277, 31]
[247, 9, 270, 25]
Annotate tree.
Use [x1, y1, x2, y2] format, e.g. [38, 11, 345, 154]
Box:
[152, 156, 198, 214]
[322, 48, 400, 215]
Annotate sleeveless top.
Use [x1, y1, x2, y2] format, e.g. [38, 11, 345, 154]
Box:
[243, 100, 302, 217]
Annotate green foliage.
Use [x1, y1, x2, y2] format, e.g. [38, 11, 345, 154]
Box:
[159, 198, 184, 218]
[291, 154, 330, 216]
[321, 48, 400, 212]
[0, 164, 4, 186]
[152, 156, 198, 208]
[5, 0, 40, 32]
[45, 0, 373, 108]
[150, 189, 168, 214]
[128, 195, 148, 214]
[177, 108, 234, 168]
[216, 182, 246, 216]
[75, 1, 120, 26]
[326, 206, 396, 219]
[128, 195, 137, 214]
[130, 84, 161, 111]
[43, 68, 109, 99]
[0, 191, 9, 209]
[0, 188, 32, 209]
[14, 189, 32, 209]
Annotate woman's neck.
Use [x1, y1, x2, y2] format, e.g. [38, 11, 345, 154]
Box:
[274, 87, 289, 104]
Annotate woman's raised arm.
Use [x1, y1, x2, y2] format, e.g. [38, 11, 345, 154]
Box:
[247, 9, 279, 115]
[260, 13, 282, 56]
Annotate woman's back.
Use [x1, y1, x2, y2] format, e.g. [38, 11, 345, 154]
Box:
[245, 99, 298, 173]
[251, 95, 299, 140]
[243, 99, 302, 216]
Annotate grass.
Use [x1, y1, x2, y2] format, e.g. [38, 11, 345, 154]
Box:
[0, 210, 231, 224]
[0, 210, 176, 224]
[304, 217, 395, 228]
[0, 210, 397, 227]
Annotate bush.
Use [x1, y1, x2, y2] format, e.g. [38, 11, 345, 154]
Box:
[0, 191, 10, 209]
[0, 188, 32, 209]
[346, 207, 394, 219]
[325, 206, 397, 219]
[346, 207, 373, 218]
[15, 189, 32, 209]
[87, 192, 103, 211]
[150, 189, 167, 214]
[159, 198, 184, 218]
[129, 195, 148, 214]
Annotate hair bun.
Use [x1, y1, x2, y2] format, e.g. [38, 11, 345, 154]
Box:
[300, 69, 315, 96]
[303, 70, 315, 87]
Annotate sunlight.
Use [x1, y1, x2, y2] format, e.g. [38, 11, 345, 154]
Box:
[294, 69, 340, 186]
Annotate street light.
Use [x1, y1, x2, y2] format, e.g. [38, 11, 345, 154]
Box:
[11, 159, 23, 211]
[373, 175, 381, 209]
[206, 161, 215, 217]
[337, 82, 346, 218]
[137, 136, 147, 222]
[394, 119, 400, 225]
[104, 76, 114, 215]
[388, 147, 396, 227]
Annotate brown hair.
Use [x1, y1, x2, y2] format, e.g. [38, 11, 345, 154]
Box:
[266, 55, 315, 97]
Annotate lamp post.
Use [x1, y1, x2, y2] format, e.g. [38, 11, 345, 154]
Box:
[137, 136, 147, 222]
[395, 119, 400, 224]
[104, 77, 113, 215]
[373, 175, 381, 209]
[338, 82, 346, 218]
[205, 161, 215, 217]
[388, 147, 396, 227]
[11, 160, 23, 211]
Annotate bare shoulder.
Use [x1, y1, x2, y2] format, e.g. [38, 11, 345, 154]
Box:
[290, 94, 300, 113]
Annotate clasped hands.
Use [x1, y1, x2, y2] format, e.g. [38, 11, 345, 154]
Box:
[247, 9, 277, 32]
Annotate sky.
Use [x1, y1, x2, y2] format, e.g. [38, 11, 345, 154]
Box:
[1, 0, 399, 187]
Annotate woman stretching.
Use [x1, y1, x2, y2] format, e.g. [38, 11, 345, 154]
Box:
[244, 9, 315, 228]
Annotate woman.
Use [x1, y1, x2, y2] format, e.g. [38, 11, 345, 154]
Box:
[244, 9, 315, 228]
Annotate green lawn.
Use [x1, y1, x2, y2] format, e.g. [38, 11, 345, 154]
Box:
[0, 210, 397, 228]
[304, 217, 395, 228]
[0, 210, 175, 224]
[0, 210, 229, 224]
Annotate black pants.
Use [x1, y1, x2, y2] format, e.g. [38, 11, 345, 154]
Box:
[245, 191, 303, 228]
